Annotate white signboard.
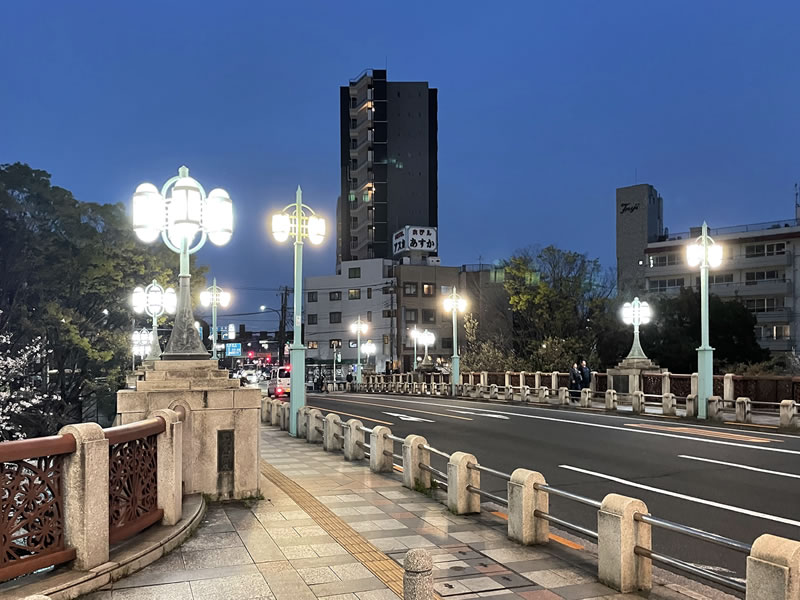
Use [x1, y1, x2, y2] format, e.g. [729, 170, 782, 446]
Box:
[393, 226, 437, 255]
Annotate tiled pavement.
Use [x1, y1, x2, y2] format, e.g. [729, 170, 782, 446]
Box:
[81, 427, 708, 600]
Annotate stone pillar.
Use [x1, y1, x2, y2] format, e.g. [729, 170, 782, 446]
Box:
[370, 426, 393, 472]
[580, 388, 592, 408]
[402, 434, 430, 490]
[534, 371, 541, 389]
[270, 400, 281, 426]
[489, 384, 498, 399]
[551, 371, 558, 390]
[521, 386, 531, 402]
[723, 373, 734, 402]
[447, 451, 480, 515]
[661, 372, 670, 396]
[343, 419, 365, 461]
[261, 397, 270, 424]
[480, 371, 488, 387]
[59, 422, 109, 570]
[307, 409, 323, 443]
[598, 493, 652, 593]
[504, 386, 514, 401]
[631, 391, 645, 414]
[708, 396, 721, 421]
[468, 372, 474, 386]
[323, 413, 343, 452]
[297, 406, 308, 438]
[628, 373, 639, 394]
[504, 371, 511, 389]
[280, 402, 290, 431]
[591, 371, 599, 394]
[605, 389, 618, 411]
[558, 387, 569, 405]
[403, 548, 434, 600]
[662, 393, 676, 416]
[507, 468, 548, 545]
[736, 397, 752, 423]
[149, 409, 183, 526]
[691, 373, 698, 397]
[746, 534, 800, 600]
[520, 371, 527, 388]
[686, 395, 698, 418]
[537, 387, 548, 402]
[780, 400, 797, 430]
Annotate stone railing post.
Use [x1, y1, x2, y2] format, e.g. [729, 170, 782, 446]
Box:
[605, 389, 618, 411]
[736, 397, 752, 423]
[746, 534, 800, 600]
[661, 371, 670, 396]
[270, 399, 281, 426]
[631, 391, 645, 414]
[323, 413, 343, 452]
[580, 388, 591, 407]
[507, 468, 548, 545]
[370, 426, 393, 472]
[504, 386, 514, 401]
[58, 422, 109, 570]
[402, 434, 430, 491]
[343, 419, 365, 461]
[489, 384, 498, 399]
[708, 396, 721, 421]
[691, 373, 699, 397]
[297, 406, 309, 438]
[306, 409, 323, 443]
[534, 371, 542, 389]
[521, 385, 531, 403]
[280, 402, 290, 431]
[551, 371, 558, 390]
[662, 392, 676, 416]
[591, 371, 598, 394]
[447, 451, 480, 515]
[149, 409, 183, 526]
[504, 371, 511, 388]
[468, 372, 475, 386]
[558, 387, 569, 405]
[780, 400, 797, 430]
[536, 386, 548, 402]
[261, 397, 270, 424]
[598, 493, 652, 593]
[520, 371, 527, 388]
[480, 371, 488, 387]
[723, 373, 734, 402]
[686, 394, 698, 417]
[403, 548, 434, 600]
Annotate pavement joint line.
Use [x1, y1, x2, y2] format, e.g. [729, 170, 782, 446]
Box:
[260, 458, 443, 599]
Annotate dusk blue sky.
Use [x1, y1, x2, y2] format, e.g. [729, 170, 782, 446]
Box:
[3, 1, 799, 330]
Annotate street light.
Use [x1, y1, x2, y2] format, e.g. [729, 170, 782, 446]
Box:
[270, 186, 325, 436]
[686, 221, 723, 419]
[350, 316, 369, 385]
[409, 326, 420, 370]
[443, 288, 467, 395]
[419, 329, 435, 365]
[621, 297, 652, 361]
[132, 166, 233, 359]
[362, 340, 376, 371]
[132, 279, 177, 361]
[132, 328, 153, 359]
[200, 278, 231, 361]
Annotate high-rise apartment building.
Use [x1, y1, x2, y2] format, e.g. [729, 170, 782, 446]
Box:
[337, 69, 438, 266]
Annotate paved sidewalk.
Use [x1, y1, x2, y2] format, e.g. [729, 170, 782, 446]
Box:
[82, 426, 724, 600]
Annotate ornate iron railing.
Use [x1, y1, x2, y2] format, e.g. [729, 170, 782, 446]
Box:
[0, 433, 77, 582]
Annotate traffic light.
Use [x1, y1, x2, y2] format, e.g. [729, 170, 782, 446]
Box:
[248, 351, 254, 359]
[266, 356, 272, 364]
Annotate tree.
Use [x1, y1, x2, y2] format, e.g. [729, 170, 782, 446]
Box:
[0, 162, 203, 435]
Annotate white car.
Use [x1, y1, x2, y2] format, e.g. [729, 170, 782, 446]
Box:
[240, 365, 260, 385]
[267, 367, 292, 398]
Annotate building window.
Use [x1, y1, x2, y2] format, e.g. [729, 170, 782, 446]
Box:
[350, 236, 358, 249]
[351, 216, 358, 228]
[351, 138, 358, 149]
[350, 118, 357, 129]
[351, 159, 358, 170]
[754, 325, 790, 340]
[648, 278, 684, 292]
[330, 339, 341, 349]
[422, 309, 436, 324]
[367, 287, 372, 299]
[308, 291, 318, 302]
[440, 285, 453, 295]
[744, 298, 779, 313]
[422, 283, 436, 297]
[404, 282, 418, 296]
[350, 96, 357, 108]
[745, 270, 783, 285]
[349, 339, 358, 348]
[649, 253, 680, 268]
[308, 314, 318, 325]
[367, 311, 372, 322]
[329, 291, 342, 301]
[349, 267, 361, 278]
[382, 309, 396, 318]
[697, 273, 734, 287]
[405, 308, 418, 323]
[329, 312, 342, 323]
[442, 337, 453, 349]
[307, 341, 319, 349]
[348, 192, 356, 203]
[383, 334, 390, 344]
[349, 288, 361, 300]
[350, 178, 358, 189]
[746, 242, 786, 258]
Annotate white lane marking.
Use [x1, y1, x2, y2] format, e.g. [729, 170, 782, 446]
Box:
[382, 412, 434, 423]
[559, 464, 800, 528]
[355, 395, 800, 456]
[449, 410, 510, 420]
[678, 455, 800, 479]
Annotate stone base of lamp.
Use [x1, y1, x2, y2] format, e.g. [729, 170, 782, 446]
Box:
[162, 275, 211, 360]
[607, 359, 664, 397]
[418, 355, 435, 372]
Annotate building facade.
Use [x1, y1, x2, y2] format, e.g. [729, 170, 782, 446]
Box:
[337, 69, 438, 265]
[616, 184, 799, 353]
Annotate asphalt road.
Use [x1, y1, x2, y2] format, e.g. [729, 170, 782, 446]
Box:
[300, 390, 800, 586]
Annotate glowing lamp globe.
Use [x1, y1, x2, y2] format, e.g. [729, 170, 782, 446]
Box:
[206, 188, 233, 246]
[621, 302, 633, 325]
[308, 215, 326, 245]
[272, 214, 291, 243]
[167, 175, 203, 247]
[132, 183, 163, 243]
[350, 321, 368, 334]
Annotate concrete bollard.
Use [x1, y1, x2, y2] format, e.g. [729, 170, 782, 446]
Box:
[447, 451, 480, 515]
[723, 373, 734, 403]
[306, 409, 323, 443]
[780, 400, 797, 430]
[504, 386, 514, 401]
[323, 413, 343, 452]
[558, 387, 569, 405]
[631, 391, 645, 414]
[685, 395, 698, 418]
[270, 399, 281, 426]
[261, 397, 270, 423]
[691, 372, 699, 398]
[537, 386, 548, 402]
[605, 389, 618, 411]
[745, 533, 800, 600]
[580, 388, 591, 408]
[662, 392, 676, 416]
[297, 407, 308, 438]
[402, 434, 430, 491]
[280, 402, 290, 431]
[736, 397, 752, 424]
[489, 384, 498, 399]
[343, 419, 365, 461]
[507, 468, 548, 545]
[598, 493, 652, 593]
[370, 426, 394, 473]
[470, 385, 480, 399]
[403, 548, 434, 600]
[708, 396, 722, 421]
[521, 385, 531, 402]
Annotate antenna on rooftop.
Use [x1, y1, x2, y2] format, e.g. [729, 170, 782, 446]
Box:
[795, 183, 799, 207]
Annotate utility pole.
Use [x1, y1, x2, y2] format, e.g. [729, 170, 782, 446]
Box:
[278, 286, 289, 366]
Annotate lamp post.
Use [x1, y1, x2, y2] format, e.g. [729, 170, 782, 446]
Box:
[132, 328, 152, 361]
[132, 166, 233, 360]
[621, 297, 652, 361]
[362, 340, 376, 372]
[200, 278, 231, 360]
[350, 316, 369, 385]
[419, 329, 435, 365]
[687, 222, 723, 420]
[409, 325, 419, 370]
[132, 280, 177, 361]
[443, 288, 467, 396]
[271, 186, 326, 436]
[332, 341, 341, 386]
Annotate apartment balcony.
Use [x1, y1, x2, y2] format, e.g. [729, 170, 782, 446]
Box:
[755, 308, 793, 323]
[699, 279, 794, 299]
[759, 337, 794, 352]
[728, 252, 793, 270]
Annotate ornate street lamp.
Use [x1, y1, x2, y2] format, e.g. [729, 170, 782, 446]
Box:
[687, 222, 723, 419]
[270, 186, 325, 436]
[132, 166, 233, 360]
[350, 316, 369, 385]
[132, 328, 153, 359]
[419, 329, 435, 366]
[409, 325, 420, 370]
[621, 297, 652, 361]
[443, 288, 467, 395]
[132, 280, 177, 361]
[362, 340, 376, 371]
[200, 278, 231, 360]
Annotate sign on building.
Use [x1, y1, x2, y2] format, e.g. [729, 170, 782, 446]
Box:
[225, 342, 242, 356]
[393, 226, 438, 255]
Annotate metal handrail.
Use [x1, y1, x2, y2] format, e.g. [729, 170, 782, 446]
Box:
[467, 484, 508, 507]
[419, 463, 447, 480]
[423, 444, 451, 459]
[634, 546, 745, 593]
[534, 510, 598, 540]
[356, 440, 369, 450]
[387, 434, 405, 443]
[333, 432, 343, 440]
[315, 426, 323, 434]
[467, 463, 511, 481]
[432, 478, 448, 490]
[536, 484, 602, 509]
[634, 513, 751, 554]
[358, 425, 374, 434]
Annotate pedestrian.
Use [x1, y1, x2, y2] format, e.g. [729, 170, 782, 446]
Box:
[568, 362, 582, 402]
[321, 372, 328, 394]
[580, 359, 591, 391]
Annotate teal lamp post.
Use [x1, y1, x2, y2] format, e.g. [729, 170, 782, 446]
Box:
[444, 288, 467, 396]
[621, 297, 652, 361]
[200, 278, 231, 360]
[271, 186, 326, 436]
[686, 222, 723, 419]
[132, 280, 177, 361]
[409, 325, 420, 370]
[350, 316, 369, 385]
[132, 166, 233, 360]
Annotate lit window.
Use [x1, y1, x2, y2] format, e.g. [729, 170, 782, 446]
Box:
[349, 288, 361, 300]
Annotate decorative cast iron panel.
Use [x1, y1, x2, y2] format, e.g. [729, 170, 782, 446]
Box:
[108, 434, 158, 540]
[1, 456, 66, 573]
